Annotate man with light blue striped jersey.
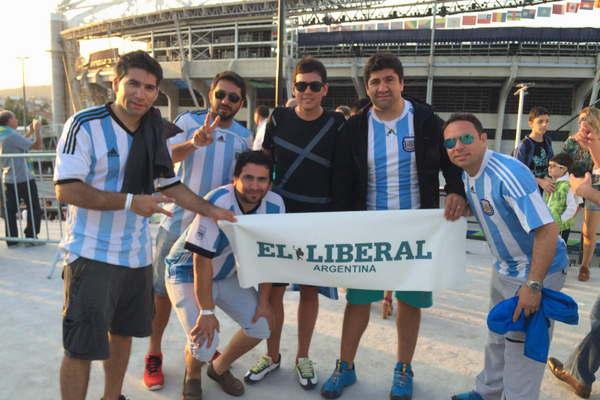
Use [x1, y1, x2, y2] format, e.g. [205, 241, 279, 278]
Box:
[164, 151, 284, 399]
[325, 53, 467, 400]
[443, 113, 568, 400]
[54, 51, 235, 400]
[144, 71, 252, 390]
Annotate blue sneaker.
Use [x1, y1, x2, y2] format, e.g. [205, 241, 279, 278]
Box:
[390, 362, 413, 400]
[451, 391, 484, 400]
[320, 360, 357, 399]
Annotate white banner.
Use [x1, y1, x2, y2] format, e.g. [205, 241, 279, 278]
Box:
[219, 209, 466, 291]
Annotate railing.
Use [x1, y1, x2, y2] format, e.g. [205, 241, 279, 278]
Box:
[0, 152, 65, 246]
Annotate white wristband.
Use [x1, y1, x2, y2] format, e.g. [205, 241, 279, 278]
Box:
[191, 139, 203, 149]
[124, 193, 134, 210]
[200, 309, 214, 316]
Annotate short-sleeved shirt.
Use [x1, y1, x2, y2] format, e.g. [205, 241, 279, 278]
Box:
[263, 107, 345, 212]
[464, 149, 567, 279]
[54, 104, 180, 268]
[515, 135, 553, 179]
[165, 184, 285, 281]
[0, 126, 34, 183]
[366, 101, 420, 210]
[160, 110, 252, 235]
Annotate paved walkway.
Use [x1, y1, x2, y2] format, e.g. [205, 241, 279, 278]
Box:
[0, 240, 598, 399]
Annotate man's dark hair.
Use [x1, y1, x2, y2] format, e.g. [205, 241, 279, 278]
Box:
[0, 110, 15, 126]
[528, 106, 550, 121]
[363, 53, 404, 83]
[210, 70, 247, 100]
[234, 150, 274, 180]
[255, 105, 270, 119]
[551, 152, 573, 172]
[114, 50, 163, 85]
[293, 56, 327, 83]
[442, 113, 485, 134]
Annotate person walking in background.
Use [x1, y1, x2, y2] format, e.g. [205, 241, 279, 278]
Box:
[515, 106, 554, 193]
[252, 105, 270, 150]
[0, 110, 43, 247]
[562, 107, 600, 281]
[545, 153, 579, 244]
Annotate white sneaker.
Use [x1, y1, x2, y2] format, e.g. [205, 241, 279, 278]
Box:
[295, 357, 318, 390]
[244, 354, 280, 384]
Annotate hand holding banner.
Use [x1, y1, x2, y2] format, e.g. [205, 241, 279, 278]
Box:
[219, 209, 467, 291]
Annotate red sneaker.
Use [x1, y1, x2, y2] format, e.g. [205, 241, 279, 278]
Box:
[143, 353, 164, 390]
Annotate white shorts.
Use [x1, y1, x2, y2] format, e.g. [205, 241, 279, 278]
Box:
[165, 273, 270, 362]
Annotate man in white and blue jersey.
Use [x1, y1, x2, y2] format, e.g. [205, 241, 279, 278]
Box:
[54, 51, 235, 400]
[164, 151, 284, 399]
[324, 53, 467, 400]
[144, 71, 252, 391]
[443, 113, 568, 400]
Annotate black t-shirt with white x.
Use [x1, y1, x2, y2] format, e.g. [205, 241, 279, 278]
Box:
[262, 107, 345, 213]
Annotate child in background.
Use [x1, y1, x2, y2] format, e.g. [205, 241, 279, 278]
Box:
[546, 153, 579, 244]
[515, 106, 554, 193]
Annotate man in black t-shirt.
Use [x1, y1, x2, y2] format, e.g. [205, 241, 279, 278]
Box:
[244, 57, 345, 390]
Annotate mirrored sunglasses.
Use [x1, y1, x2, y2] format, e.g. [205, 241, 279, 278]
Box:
[214, 90, 241, 103]
[443, 133, 475, 149]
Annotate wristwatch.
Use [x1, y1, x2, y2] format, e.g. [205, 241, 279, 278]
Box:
[526, 280, 543, 292]
[200, 309, 215, 316]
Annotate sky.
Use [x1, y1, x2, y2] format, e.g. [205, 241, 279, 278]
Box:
[0, 0, 599, 93]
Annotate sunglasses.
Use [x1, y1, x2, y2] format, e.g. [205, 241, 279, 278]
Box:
[294, 81, 324, 92]
[443, 133, 475, 149]
[214, 90, 241, 103]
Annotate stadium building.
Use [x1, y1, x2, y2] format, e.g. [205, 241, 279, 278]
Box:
[52, 0, 600, 152]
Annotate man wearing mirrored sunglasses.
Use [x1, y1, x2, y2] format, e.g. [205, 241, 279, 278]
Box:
[325, 53, 466, 400]
[443, 113, 567, 400]
[246, 56, 346, 390]
[143, 70, 252, 394]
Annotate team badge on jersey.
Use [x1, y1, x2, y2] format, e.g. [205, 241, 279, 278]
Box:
[402, 136, 415, 152]
[480, 199, 495, 216]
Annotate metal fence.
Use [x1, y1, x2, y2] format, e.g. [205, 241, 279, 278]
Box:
[0, 152, 65, 246]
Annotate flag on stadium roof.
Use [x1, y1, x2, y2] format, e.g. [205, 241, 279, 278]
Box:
[390, 21, 403, 30]
[521, 8, 536, 18]
[435, 17, 446, 29]
[462, 15, 477, 25]
[492, 12, 507, 22]
[552, 3, 566, 14]
[446, 16, 461, 28]
[537, 6, 552, 17]
[580, 0, 594, 10]
[404, 20, 417, 29]
[507, 10, 521, 21]
[377, 22, 389, 30]
[418, 19, 432, 29]
[566, 2, 580, 12]
[477, 13, 492, 24]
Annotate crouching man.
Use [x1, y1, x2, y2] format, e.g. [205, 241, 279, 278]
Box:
[164, 150, 285, 399]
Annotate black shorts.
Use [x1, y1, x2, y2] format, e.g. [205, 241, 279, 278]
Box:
[62, 257, 154, 360]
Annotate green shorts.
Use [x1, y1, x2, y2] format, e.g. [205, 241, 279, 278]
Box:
[346, 289, 433, 308]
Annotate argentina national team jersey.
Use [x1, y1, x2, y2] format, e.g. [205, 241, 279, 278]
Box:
[165, 184, 285, 282]
[366, 101, 420, 210]
[160, 111, 251, 235]
[53, 105, 180, 268]
[464, 150, 568, 278]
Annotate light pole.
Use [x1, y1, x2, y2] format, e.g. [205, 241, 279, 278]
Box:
[275, 0, 286, 106]
[17, 56, 29, 127]
[513, 83, 534, 151]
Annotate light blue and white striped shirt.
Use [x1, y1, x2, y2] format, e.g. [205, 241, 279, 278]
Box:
[366, 101, 420, 210]
[464, 150, 568, 278]
[54, 105, 180, 268]
[160, 110, 252, 235]
[165, 184, 285, 282]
